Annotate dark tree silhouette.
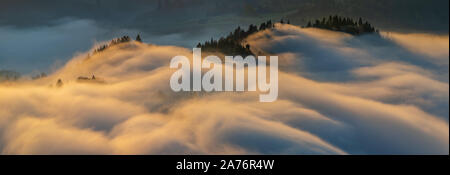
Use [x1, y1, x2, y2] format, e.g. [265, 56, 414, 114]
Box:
[196, 20, 280, 56]
[136, 34, 142, 42]
[305, 15, 377, 35]
[93, 36, 132, 54]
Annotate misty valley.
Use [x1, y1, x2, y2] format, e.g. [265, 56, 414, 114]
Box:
[0, 1, 448, 156]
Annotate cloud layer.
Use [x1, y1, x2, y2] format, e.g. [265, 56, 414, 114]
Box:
[0, 24, 448, 154]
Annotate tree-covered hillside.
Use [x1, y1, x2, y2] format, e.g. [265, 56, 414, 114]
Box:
[305, 15, 377, 35]
[197, 16, 377, 56]
[196, 20, 282, 56]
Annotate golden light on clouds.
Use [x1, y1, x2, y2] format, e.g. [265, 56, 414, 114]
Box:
[0, 24, 448, 155]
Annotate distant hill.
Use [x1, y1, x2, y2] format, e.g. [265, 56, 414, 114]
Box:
[197, 16, 377, 56]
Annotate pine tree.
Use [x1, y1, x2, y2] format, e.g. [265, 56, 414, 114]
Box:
[136, 34, 142, 42]
[259, 23, 266, 30]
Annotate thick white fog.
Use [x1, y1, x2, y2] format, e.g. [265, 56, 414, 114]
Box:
[0, 24, 448, 154]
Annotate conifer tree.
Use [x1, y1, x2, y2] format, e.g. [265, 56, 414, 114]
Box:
[136, 34, 142, 42]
